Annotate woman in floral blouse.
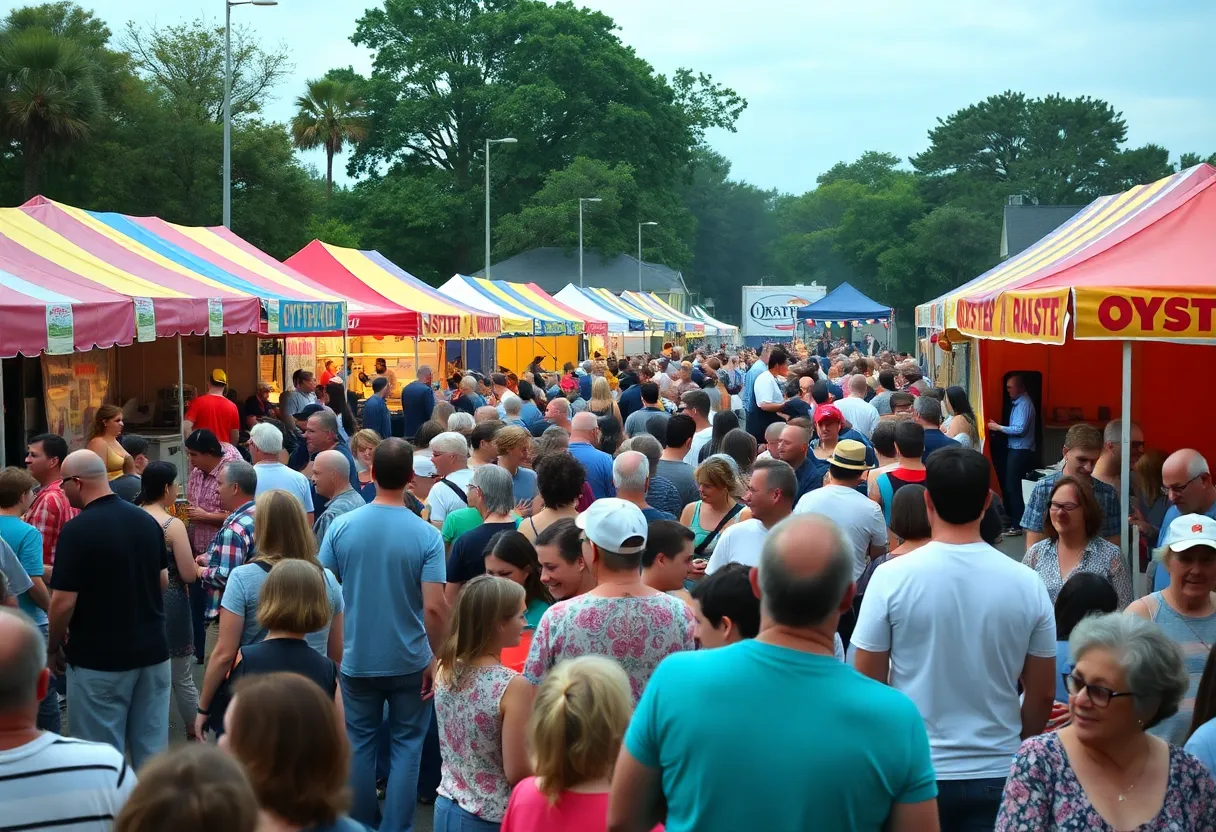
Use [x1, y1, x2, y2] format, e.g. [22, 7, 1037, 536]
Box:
[996, 613, 1216, 831]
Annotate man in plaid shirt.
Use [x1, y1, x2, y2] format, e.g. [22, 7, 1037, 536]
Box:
[194, 460, 257, 663]
[22, 435, 79, 579]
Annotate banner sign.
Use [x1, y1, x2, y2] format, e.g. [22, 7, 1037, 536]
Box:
[277, 301, 345, 334]
[1075, 288, 1216, 340]
[741, 285, 826, 338]
[954, 288, 1070, 345]
[134, 298, 156, 342]
[45, 303, 74, 354]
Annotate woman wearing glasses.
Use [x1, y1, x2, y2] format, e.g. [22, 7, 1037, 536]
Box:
[1127, 513, 1216, 745]
[1024, 476, 1132, 609]
[997, 613, 1216, 831]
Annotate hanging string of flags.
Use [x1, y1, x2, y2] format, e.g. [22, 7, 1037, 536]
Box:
[807, 318, 887, 328]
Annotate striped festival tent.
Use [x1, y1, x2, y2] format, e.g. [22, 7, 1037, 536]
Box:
[621, 290, 705, 334]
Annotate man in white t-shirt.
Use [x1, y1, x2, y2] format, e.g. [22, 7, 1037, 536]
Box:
[681, 389, 714, 465]
[852, 445, 1056, 832]
[834, 374, 880, 440]
[706, 459, 796, 574]
[249, 422, 314, 525]
[745, 348, 789, 444]
[423, 431, 475, 528]
[793, 440, 886, 579]
[0, 608, 137, 830]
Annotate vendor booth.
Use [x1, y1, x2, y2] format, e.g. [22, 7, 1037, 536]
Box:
[690, 305, 739, 345]
[0, 198, 358, 467]
[915, 163, 1216, 583]
[621, 291, 705, 337]
[554, 284, 646, 356]
[581, 287, 676, 354]
[796, 282, 894, 350]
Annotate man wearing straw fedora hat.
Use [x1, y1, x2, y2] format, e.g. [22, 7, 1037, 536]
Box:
[794, 439, 887, 583]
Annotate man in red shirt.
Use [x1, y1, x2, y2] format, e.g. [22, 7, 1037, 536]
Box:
[183, 369, 240, 445]
[22, 434, 79, 579]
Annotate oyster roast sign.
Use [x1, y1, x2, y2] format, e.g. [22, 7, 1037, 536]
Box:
[741, 285, 823, 338]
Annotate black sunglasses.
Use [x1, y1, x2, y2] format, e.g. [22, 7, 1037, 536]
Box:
[1063, 673, 1135, 707]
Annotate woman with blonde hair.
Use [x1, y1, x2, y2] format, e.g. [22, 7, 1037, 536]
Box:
[222, 672, 366, 831]
[195, 490, 344, 738]
[501, 656, 646, 831]
[115, 745, 259, 832]
[680, 456, 746, 564]
[588, 376, 621, 426]
[85, 403, 133, 480]
[350, 428, 381, 502]
[435, 574, 535, 830]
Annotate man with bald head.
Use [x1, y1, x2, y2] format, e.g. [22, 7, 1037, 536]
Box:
[474, 405, 501, 425]
[0, 608, 138, 826]
[49, 450, 171, 768]
[304, 408, 360, 515]
[1152, 449, 1216, 591]
[610, 513, 938, 832]
[312, 449, 366, 543]
[569, 411, 615, 499]
[613, 450, 674, 522]
[530, 396, 571, 437]
[835, 373, 880, 440]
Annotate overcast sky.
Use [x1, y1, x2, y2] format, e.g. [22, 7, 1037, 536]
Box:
[83, 0, 1216, 194]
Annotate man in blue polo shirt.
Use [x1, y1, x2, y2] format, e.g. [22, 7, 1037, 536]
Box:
[362, 376, 393, 440]
[568, 411, 615, 500]
[1153, 449, 1216, 590]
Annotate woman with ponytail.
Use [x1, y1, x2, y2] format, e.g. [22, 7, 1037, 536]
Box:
[434, 575, 535, 830]
[501, 656, 659, 831]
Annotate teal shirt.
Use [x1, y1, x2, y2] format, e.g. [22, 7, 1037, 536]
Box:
[524, 597, 550, 630]
[625, 640, 937, 832]
[0, 515, 45, 627]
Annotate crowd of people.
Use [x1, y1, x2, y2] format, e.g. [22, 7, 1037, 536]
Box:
[3, 336, 1216, 832]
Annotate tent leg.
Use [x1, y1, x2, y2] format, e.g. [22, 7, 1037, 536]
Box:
[1120, 340, 1135, 595]
[342, 317, 349, 389]
[177, 335, 186, 437]
[413, 338, 419, 375]
[461, 340, 467, 373]
[0, 358, 6, 468]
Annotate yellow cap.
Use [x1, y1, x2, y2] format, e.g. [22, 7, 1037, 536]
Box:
[210, 369, 228, 385]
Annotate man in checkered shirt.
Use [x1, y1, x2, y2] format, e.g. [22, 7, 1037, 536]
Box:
[195, 460, 257, 663]
[22, 435, 78, 582]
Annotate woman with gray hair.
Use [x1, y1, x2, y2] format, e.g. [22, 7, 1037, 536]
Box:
[1127, 513, 1216, 745]
[444, 464, 519, 605]
[996, 613, 1215, 831]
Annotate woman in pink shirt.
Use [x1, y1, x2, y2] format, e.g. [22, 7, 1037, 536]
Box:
[501, 656, 662, 832]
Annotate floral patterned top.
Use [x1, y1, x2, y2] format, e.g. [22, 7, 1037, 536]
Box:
[435, 664, 519, 823]
[524, 593, 698, 704]
[996, 733, 1216, 831]
[1023, 537, 1132, 610]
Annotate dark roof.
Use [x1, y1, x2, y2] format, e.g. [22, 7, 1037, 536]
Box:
[476, 247, 686, 295]
[1001, 204, 1085, 259]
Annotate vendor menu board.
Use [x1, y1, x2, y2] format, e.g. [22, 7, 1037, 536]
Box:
[43, 351, 114, 450]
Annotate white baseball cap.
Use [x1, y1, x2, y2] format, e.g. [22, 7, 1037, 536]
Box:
[1162, 513, 1216, 552]
[576, 498, 648, 555]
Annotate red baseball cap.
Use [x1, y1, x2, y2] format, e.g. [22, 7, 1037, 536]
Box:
[814, 404, 843, 424]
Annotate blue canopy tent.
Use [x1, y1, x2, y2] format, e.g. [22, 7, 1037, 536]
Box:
[795, 282, 894, 349]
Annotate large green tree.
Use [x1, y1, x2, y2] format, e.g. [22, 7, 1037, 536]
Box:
[290, 77, 367, 198]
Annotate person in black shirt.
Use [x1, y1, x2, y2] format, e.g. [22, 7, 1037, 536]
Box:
[444, 465, 519, 603]
[48, 450, 170, 769]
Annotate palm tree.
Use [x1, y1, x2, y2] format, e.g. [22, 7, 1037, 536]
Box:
[0, 30, 102, 199]
[290, 78, 367, 199]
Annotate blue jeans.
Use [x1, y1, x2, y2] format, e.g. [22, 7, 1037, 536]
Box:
[36, 624, 60, 734]
[936, 777, 1006, 832]
[189, 581, 206, 663]
[433, 796, 500, 831]
[66, 660, 170, 770]
[342, 671, 432, 832]
[1004, 448, 1036, 528]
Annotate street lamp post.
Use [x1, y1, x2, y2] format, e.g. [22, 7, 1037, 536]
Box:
[578, 197, 601, 287]
[484, 137, 517, 279]
[224, 0, 278, 229]
[637, 221, 658, 291]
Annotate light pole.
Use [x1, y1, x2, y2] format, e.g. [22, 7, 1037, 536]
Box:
[637, 221, 658, 291]
[578, 197, 601, 287]
[224, 0, 278, 229]
[484, 137, 517, 279]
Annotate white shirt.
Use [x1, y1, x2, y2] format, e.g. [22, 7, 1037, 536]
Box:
[425, 467, 474, 524]
[705, 518, 770, 574]
[0, 734, 137, 831]
[851, 540, 1056, 779]
[835, 395, 880, 439]
[793, 485, 886, 578]
[685, 426, 714, 464]
[254, 462, 314, 513]
[753, 370, 784, 407]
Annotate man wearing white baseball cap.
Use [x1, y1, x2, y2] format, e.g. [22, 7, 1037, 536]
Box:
[1129, 511, 1216, 745]
[523, 498, 696, 703]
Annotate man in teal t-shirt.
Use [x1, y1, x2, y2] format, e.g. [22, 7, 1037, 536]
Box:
[609, 514, 938, 832]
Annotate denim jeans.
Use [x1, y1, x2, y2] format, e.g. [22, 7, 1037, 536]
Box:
[36, 623, 61, 734]
[1004, 448, 1036, 528]
[936, 777, 1006, 832]
[189, 581, 206, 663]
[342, 671, 432, 832]
[433, 796, 500, 831]
[375, 705, 439, 801]
[66, 660, 170, 770]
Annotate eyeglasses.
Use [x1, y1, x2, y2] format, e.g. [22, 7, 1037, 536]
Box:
[1063, 673, 1135, 707]
[1049, 501, 1079, 512]
[1166, 473, 1204, 497]
[63, 476, 82, 488]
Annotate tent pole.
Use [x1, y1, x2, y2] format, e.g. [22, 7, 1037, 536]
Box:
[342, 310, 349, 390]
[413, 338, 419, 375]
[0, 358, 6, 468]
[177, 335, 186, 437]
[1120, 340, 1133, 593]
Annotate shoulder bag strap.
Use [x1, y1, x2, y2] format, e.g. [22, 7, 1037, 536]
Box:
[439, 477, 468, 504]
[695, 503, 745, 555]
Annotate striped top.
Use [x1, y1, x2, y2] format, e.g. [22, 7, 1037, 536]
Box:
[0, 733, 135, 830]
[1148, 592, 1216, 746]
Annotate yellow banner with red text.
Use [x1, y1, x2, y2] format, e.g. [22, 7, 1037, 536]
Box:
[1075, 288, 1216, 340]
[953, 288, 1070, 345]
